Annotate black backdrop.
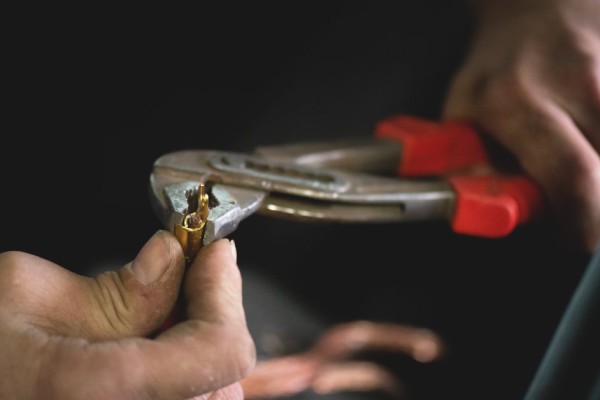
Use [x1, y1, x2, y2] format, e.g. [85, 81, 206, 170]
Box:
[1, 3, 590, 399]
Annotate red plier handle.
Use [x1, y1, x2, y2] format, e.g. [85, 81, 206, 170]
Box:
[375, 115, 544, 238]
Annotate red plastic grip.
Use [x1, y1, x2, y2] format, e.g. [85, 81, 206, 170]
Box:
[449, 175, 544, 237]
[374, 115, 489, 176]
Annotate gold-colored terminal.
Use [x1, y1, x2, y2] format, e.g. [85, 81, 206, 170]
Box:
[175, 183, 209, 263]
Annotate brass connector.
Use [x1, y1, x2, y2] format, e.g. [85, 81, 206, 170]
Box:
[175, 183, 209, 263]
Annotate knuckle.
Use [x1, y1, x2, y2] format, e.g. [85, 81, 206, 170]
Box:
[478, 72, 551, 146]
[0, 250, 29, 266]
[480, 71, 536, 117]
[0, 251, 37, 296]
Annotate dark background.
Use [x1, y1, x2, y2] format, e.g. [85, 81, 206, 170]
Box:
[1, 3, 591, 399]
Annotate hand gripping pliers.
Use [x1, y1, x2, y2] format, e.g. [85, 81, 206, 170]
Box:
[149, 115, 544, 261]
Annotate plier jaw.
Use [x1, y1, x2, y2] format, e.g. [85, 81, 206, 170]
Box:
[150, 174, 266, 241]
[149, 153, 267, 261]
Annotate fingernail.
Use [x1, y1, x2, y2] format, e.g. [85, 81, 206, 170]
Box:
[229, 239, 237, 262]
[131, 231, 173, 285]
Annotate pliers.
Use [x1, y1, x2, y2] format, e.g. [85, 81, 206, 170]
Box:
[149, 115, 544, 261]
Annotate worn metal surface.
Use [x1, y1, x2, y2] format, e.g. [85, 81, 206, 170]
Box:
[254, 137, 402, 174]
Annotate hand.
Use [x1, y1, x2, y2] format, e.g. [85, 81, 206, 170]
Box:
[241, 321, 444, 399]
[444, 0, 600, 252]
[0, 231, 255, 400]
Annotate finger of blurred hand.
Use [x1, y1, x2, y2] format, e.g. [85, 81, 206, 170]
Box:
[241, 355, 319, 398]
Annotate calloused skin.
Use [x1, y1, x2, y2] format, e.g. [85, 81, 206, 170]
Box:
[444, 0, 600, 252]
[0, 231, 255, 400]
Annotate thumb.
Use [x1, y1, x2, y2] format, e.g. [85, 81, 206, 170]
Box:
[81, 230, 185, 340]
